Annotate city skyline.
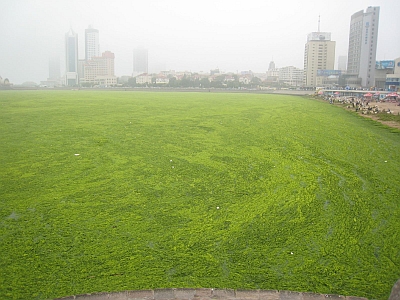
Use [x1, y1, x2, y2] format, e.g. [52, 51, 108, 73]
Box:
[1, 0, 399, 84]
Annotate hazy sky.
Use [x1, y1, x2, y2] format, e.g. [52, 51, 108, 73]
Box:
[1, 0, 399, 84]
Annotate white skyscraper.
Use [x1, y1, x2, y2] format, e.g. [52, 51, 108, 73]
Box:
[347, 7, 380, 87]
[85, 26, 100, 61]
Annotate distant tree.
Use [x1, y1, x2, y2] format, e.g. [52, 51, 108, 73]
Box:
[127, 77, 136, 87]
[193, 78, 200, 88]
[250, 77, 262, 88]
[200, 78, 210, 88]
[168, 77, 177, 87]
[181, 74, 192, 87]
[227, 79, 240, 89]
[210, 80, 223, 88]
[216, 74, 226, 82]
[81, 82, 93, 87]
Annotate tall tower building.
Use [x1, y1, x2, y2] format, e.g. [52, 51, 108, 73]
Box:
[133, 48, 148, 76]
[337, 55, 347, 71]
[65, 28, 79, 86]
[48, 56, 60, 80]
[268, 61, 276, 71]
[303, 32, 336, 87]
[267, 61, 279, 83]
[85, 26, 100, 61]
[347, 6, 380, 87]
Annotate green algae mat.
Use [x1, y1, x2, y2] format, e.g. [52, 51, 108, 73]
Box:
[0, 90, 399, 300]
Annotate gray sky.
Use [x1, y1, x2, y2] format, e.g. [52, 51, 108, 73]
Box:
[1, 0, 399, 84]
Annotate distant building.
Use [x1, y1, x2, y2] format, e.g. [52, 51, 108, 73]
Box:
[155, 75, 169, 85]
[136, 73, 152, 85]
[65, 28, 79, 86]
[337, 55, 347, 71]
[278, 66, 303, 87]
[346, 6, 380, 87]
[316, 70, 342, 87]
[224, 74, 236, 82]
[375, 60, 395, 90]
[45, 56, 62, 87]
[238, 75, 252, 85]
[267, 68, 279, 78]
[0, 76, 11, 87]
[82, 51, 117, 86]
[266, 61, 279, 84]
[160, 70, 176, 77]
[253, 72, 268, 81]
[385, 57, 400, 91]
[78, 59, 85, 81]
[240, 70, 253, 76]
[133, 48, 148, 76]
[303, 32, 336, 87]
[85, 26, 100, 61]
[48, 56, 60, 80]
[268, 61, 276, 71]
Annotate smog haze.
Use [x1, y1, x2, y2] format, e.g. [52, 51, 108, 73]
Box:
[1, 0, 399, 84]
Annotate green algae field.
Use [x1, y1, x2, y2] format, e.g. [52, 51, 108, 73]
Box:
[0, 90, 399, 300]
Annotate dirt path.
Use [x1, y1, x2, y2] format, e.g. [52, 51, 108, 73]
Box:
[373, 101, 400, 114]
[361, 115, 400, 129]
[336, 100, 400, 130]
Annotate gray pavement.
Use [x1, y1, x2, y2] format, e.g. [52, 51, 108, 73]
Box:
[56, 288, 370, 300]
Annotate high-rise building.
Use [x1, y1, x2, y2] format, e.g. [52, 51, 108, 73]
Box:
[303, 32, 336, 87]
[346, 6, 380, 87]
[85, 26, 100, 61]
[337, 55, 347, 71]
[268, 61, 276, 71]
[78, 59, 85, 80]
[133, 48, 148, 76]
[42, 56, 62, 87]
[267, 61, 279, 83]
[82, 51, 117, 86]
[65, 28, 78, 86]
[48, 56, 60, 80]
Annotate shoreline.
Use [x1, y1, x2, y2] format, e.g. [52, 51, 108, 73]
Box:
[333, 100, 400, 129]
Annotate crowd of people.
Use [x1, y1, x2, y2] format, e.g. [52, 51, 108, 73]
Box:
[321, 95, 396, 115]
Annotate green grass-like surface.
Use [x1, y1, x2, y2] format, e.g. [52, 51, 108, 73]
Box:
[0, 91, 399, 300]
[376, 112, 400, 122]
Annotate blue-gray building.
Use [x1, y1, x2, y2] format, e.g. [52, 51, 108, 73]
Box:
[65, 29, 79, 86]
